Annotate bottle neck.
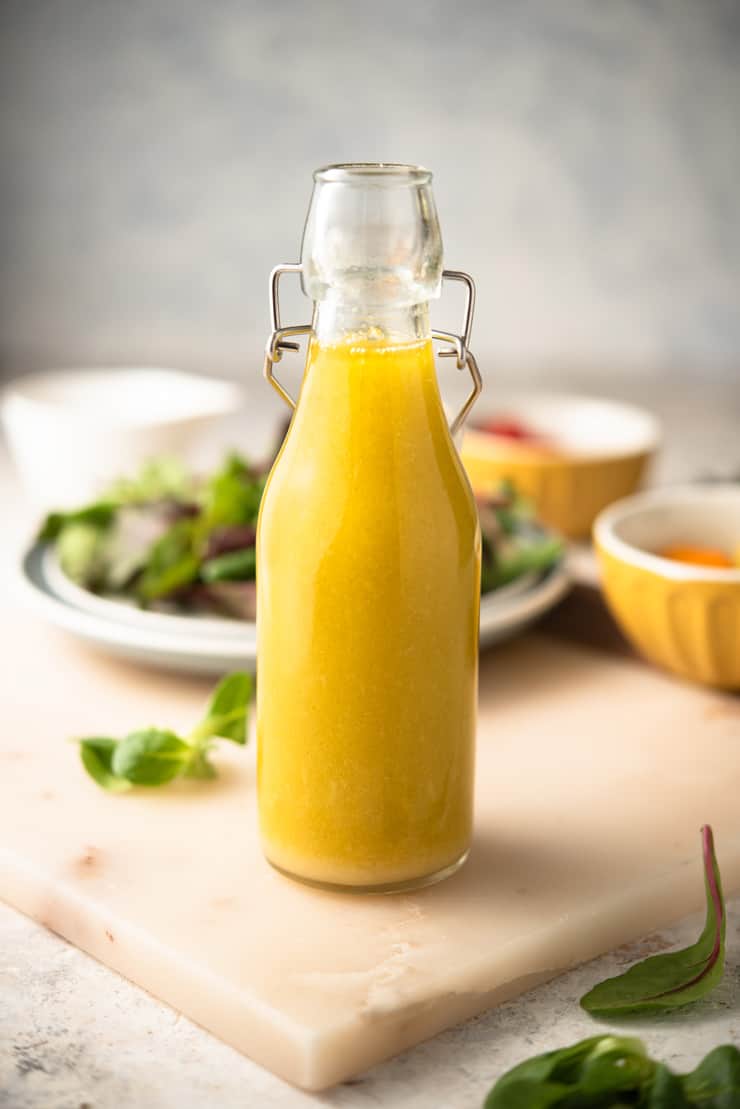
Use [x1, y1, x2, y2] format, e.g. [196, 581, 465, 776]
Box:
[312, 299, 431, 347]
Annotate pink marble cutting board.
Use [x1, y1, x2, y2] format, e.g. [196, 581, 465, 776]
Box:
[2, 613, 740, 1090]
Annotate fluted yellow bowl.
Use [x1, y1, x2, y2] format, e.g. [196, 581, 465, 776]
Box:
[461, 393, 660, 538]
[594, 485, 740, 690]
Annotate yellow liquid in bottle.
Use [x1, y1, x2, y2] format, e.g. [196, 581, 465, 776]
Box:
[256, 337, 480, 890]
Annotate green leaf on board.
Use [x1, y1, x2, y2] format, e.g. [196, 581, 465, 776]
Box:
[111, 728, 191, 786]
[580, 825, 725, 1016]
[76, 670, 252, 792]
[191, 670, 252, 745]
[182, 746, 218, 780]
[78, 737, 131, 793]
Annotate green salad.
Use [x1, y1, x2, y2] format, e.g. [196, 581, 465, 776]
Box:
[38, 453, 562, 621]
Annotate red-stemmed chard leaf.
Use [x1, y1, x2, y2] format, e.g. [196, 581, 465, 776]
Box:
[580, 825, 725, 1017]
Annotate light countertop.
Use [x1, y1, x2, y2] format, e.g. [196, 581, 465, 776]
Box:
[3, 896, 739, 1109]
[2, 373, 739, 1108]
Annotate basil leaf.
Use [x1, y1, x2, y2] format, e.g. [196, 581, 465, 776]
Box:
[72, 671, 253, 791]
[581, 826, 725, 1016]
[193, 671, 252, 744]
[683, 1045, 740, 1108]
[111, 728, 191, 785]
[79, 737, 131, 793]
[182, 747, 218, 780]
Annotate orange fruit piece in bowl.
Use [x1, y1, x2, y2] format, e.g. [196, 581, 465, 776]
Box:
[659, 544, 734, 568]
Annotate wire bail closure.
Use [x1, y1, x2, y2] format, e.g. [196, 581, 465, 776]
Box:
[262, 264, 312, 411]
[431, 270, 483, 435]
[263, 266, 482, 433]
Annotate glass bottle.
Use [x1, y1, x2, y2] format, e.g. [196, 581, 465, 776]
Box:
[257, 163, 482, 892]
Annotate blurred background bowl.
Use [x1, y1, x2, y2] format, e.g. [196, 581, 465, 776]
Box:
[1, 367, 244, 510]
[461, 392, 661, 538]
[594, 484, 740, 689]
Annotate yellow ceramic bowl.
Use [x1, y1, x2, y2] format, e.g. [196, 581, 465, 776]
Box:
[461, 393, 660, 538]
[594, 485, 740, 690]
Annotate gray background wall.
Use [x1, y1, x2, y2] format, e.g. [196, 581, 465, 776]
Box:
[1, 0, 739, 389]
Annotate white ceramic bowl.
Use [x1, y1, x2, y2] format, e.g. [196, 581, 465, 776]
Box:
[1, 367, 244, 509]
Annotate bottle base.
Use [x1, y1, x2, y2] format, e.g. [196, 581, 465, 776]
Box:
[264, 848, 470, 895]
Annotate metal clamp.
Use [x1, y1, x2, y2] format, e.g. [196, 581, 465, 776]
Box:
[263, 264, 482, 433]
[263, 263, 312, 409]
[432, 270, 483, 436]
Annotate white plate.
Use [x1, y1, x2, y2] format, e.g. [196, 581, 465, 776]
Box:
[42, 544, 536, 634]
[42, 546, 250, 640]
[21, 543, 570, 676]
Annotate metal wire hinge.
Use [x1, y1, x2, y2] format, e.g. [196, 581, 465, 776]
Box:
[263, 265, 482, 432]
[432, 270, 483, 435]
[262, 264, 312, 410]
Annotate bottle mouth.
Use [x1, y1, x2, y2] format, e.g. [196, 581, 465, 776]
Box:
[313, 163, 432, 187]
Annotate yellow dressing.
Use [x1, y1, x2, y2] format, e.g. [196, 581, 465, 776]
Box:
[256, 337, 481, 888]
